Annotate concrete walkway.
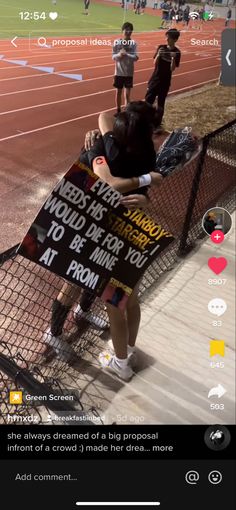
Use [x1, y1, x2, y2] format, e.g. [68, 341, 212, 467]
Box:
[70, 212, 235, 425]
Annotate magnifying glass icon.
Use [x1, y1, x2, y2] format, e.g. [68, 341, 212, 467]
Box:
[37, 36, 47, 47]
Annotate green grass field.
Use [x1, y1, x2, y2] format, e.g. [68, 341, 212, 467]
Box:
[0, 0, 161, 38]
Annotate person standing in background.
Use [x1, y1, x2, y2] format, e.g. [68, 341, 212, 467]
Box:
[176, 4, 183, 24]
[84, 0, 90, 15]
[141, 0, 147, 14]
[135, 0, 141, 13]
[112, 22, 139, 115]
[160, 1, 171, 28]
[145, 28, 181, 127]
[183, 5, 190, 28]
[204, 2, 211, 21]
[170, 4, 176, 27]
[225, 7, 232, 27]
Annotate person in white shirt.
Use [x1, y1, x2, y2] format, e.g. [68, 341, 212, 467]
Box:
[112, 22, 139, 115]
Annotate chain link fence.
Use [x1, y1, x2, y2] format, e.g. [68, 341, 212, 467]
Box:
[0, 120, 235, 424]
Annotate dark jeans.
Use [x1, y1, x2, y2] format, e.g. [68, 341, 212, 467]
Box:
[145, 80, 170, 124]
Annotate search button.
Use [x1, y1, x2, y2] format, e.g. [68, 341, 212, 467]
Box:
[37, 37, 47, 47]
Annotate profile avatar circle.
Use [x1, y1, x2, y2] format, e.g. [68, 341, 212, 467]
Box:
[202, 207, 232, 237]
[204, 425, 231, 451]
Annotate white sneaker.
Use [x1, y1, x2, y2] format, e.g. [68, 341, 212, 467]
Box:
[106, 339, 137, 366]
[74, 304, 109, 331]
[44, 328, 76, 362]
[98, 351, 133, 381]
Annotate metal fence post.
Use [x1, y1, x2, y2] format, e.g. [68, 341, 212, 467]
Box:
[178, 137, 209, 255]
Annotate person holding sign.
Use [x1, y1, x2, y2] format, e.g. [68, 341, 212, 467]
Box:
[93, 111, 166, 380]
[45, 104, 163, 368]
[76, 104, 158, 329]
[43, 103, 198, 374]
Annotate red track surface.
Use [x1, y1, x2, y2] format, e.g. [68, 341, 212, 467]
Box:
[0, 19, 226, 250]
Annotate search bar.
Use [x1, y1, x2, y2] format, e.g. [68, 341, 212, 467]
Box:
[76, 503, 161, 507]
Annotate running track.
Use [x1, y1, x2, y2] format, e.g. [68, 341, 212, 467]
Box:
[0, 21, 224, 250]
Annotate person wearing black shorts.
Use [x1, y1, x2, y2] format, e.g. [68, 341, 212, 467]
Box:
[145, 28, 181, 127]
[112, 22, 138, 114]
[84, 0, 90, 15]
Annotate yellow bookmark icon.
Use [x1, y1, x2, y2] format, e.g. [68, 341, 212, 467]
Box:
[210, 340, 225, 357]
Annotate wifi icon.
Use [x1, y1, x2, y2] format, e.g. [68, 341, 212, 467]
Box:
[189, 11, 199, 20]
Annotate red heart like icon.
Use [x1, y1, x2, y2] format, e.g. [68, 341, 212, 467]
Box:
[208, 257, 227, 275]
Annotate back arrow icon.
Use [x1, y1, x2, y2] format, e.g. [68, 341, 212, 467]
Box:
[226, 49, 231, 66]
[11, 36, 18, 47]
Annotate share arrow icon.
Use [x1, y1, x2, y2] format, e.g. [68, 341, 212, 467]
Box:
[208, 384, 226, 399]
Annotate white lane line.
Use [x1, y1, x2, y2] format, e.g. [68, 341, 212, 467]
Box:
[0, 87, 114, 114]
[0, 46, 221, 71]
[0, 56, 220, 84]
[0, 49, 220, 73]
[0, 78, 217, 143]
[0, 57, 150, 73]
[0, 64, 220, 116]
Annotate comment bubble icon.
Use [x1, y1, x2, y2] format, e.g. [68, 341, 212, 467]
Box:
[208, 298, 227, 317]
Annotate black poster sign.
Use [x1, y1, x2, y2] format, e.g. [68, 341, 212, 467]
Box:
[19, 161, 174, 310]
